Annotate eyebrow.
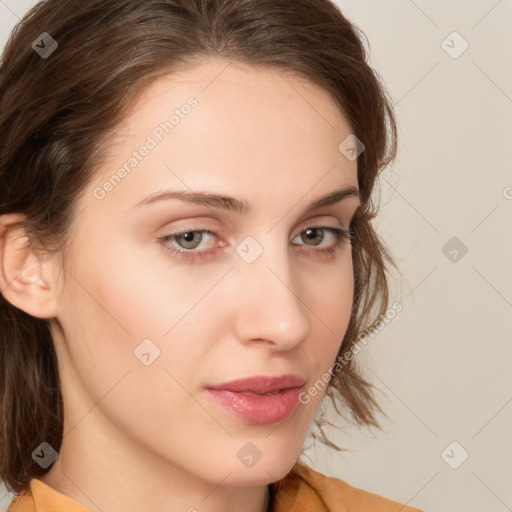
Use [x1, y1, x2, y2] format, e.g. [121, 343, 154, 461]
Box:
[132, 186, 360, 214]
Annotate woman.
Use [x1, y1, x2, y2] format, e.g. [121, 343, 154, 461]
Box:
[0, 1, 422, 511]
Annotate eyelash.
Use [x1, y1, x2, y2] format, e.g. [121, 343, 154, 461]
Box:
[158, 225, 352, 263]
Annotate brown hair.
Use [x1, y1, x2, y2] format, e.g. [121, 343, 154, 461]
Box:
[0, 0, 398, 494]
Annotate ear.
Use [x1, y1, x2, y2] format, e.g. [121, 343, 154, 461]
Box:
[0, 213, 59, 319]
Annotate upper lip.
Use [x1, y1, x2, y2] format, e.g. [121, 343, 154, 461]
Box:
[207, 374, 306, 394]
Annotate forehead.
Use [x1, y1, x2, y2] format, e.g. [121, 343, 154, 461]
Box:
[117, 57, 352, 144]
[87, 57, 358, 216]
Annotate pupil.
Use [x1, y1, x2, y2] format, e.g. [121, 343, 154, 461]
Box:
[177, 231, 200, 249]
[306, 228, 323, 246]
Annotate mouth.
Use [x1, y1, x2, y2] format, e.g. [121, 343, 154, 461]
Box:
[205, 374, 306, 425]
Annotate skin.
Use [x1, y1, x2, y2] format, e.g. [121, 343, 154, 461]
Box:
[0, 57, 360, 512]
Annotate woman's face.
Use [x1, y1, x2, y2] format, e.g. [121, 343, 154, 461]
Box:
[48, 57, 360, 487]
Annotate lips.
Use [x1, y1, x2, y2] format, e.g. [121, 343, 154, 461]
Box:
[205, 374, 306, 425]
[207, 374, 306, 394]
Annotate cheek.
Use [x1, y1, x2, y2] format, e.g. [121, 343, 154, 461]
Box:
[55, 243, 221, 445]
[58, 232, 226, 384]
[299, 273, 353, 413]
[307, 254, 354, 344]
[299, 258, 354, 412]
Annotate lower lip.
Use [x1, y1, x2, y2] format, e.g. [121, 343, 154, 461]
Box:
[206, 386, 303, 425]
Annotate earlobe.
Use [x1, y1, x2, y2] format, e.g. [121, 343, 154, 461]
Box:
[0, 213, 59, 319]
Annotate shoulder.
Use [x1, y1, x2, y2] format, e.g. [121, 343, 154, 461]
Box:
[6, 479, 91, 512]
[6, 490, 33, 512]
[273, 461, 423, 512]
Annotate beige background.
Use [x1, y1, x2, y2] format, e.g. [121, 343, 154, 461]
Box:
[1, 1, 511, 511]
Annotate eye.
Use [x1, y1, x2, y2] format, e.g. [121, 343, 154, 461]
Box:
[292, 226, 349, 248]
[291, 226, 352, 259]
[167, 230, 214, 251]
[158, 225, 352, 263]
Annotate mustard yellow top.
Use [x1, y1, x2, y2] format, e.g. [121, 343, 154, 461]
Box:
[7, 462, 423, 512]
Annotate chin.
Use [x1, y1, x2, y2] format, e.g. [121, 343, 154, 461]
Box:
[217, 438, 303, 487]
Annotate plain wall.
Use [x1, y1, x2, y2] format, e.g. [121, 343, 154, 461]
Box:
[1, 1, 511, 511]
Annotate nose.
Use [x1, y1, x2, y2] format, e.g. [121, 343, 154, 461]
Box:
[231, 238, 312, 351]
